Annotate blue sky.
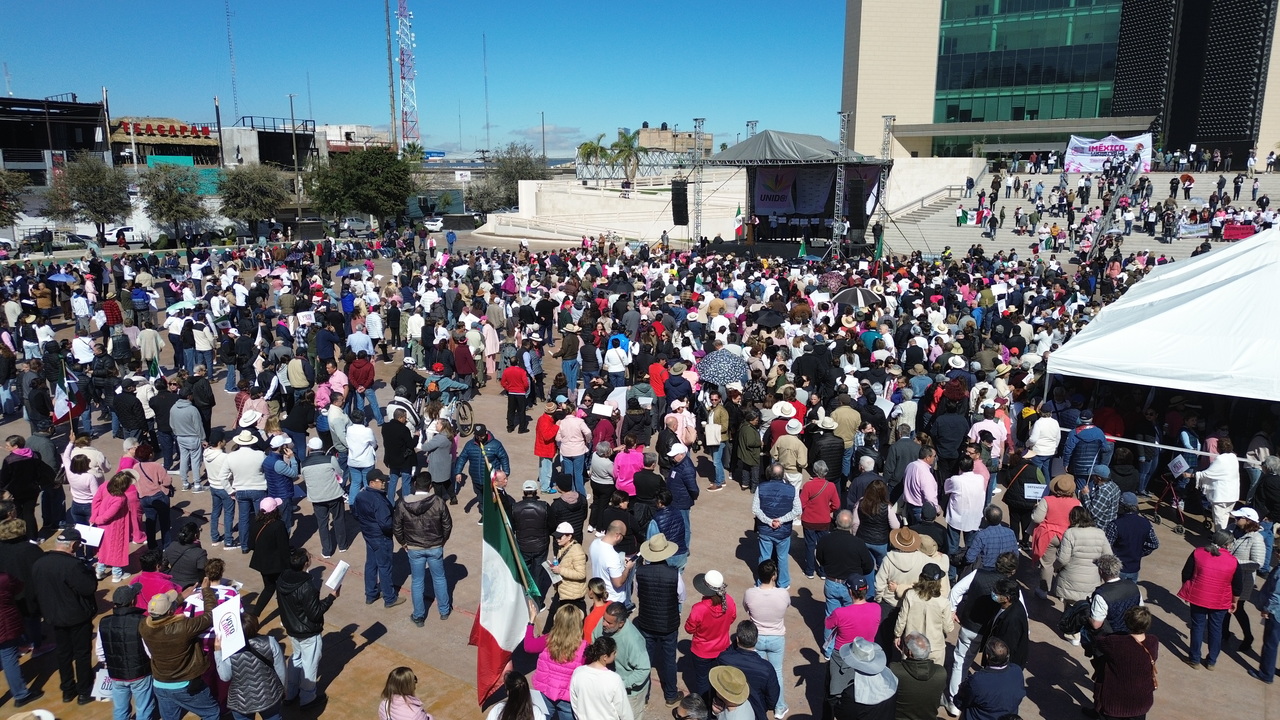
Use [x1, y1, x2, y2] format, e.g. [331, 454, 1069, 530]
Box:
[2, 0, 848, 157]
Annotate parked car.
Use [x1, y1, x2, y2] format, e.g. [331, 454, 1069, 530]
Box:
[340, 217, 374, 235]
[424, 217, 444, 232]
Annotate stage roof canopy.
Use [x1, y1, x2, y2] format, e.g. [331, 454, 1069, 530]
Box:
[1047, 229, 1280, 402]
[707, 129, 886, 166]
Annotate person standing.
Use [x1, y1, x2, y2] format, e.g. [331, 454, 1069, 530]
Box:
[347, 409, 379, 505]
[590, 602, 651, 720]
[684, 570, 737, 697]
[31, 528, 97, 704]
[394, 472, 453, 625]
[138, 578, 222, 720]
[1104, 492, 1158, 582]
[632, 534, 683, 708]
[301, 436, 349, 557]
[888, 633, 946, 720]
[501, 359, 531, 434]
[277, 548, 339, 707]
[667, 443, 699, 550]
[511, 480, 552, 578]
[955, 638, 1024, 720]
[1177, 530, 1241, 669]
[742, 559, 790, 719]
[249, 497, 291, 615]
[557, 409, 593, 495]
[753, 465, 801, 589]
[214, 612, 287, 720]
[715, 620, 780, 720]
[96, 583, 153, 720]
[226, 429, 269, 553]
[570, 636, 632, 720]
[382, 408, 418, 498]
[1093, 606, 1159, 718]
[355, 474, 405, 609]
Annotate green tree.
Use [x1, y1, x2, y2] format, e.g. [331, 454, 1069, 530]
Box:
[218, 164, 290, 240]
[138, 163, 208, 239]
[609, 130, 647, 183]
[464, 177, 505, 215]
[402, 142, 426, 163]
[720, 142, 728, 152]
[0, 170, 27, 230]
[434, 192, 454, 214]
[576, 133, 611, 186]
[41, 154, 131, 234]
[305, 148, 414, 225]
[488, 142, 548, 208]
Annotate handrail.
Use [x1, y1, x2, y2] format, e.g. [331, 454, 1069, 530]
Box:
[887, 185, 965, 219]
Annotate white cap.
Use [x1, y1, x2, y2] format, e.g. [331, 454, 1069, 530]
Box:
[307, 437, 324, 450]
[270, 435, 291, 449]
[522, 480, 538, 492]
[554, 522, 574, 535]
[1231, 507, 1260, 522]
[667, 443, 689, 457]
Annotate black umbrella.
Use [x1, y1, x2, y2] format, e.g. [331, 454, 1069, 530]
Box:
[831, 286, 883, 308]
[753, 310, 785, 329]
[609, 278, 636, 294]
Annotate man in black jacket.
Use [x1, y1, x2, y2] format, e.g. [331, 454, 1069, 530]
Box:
[115, 379, 148, 442]
[633, 533, 682, 707]
[946, 551, 1018, 715]
[393, 473, 453, 626]
[277, 547, 339, 707]
[187, 365, 215, 439]
[381, 409, 418, 498]
[815, 510, 878, 654]
[31, 528, 97, 704]
[511, 481, 551, 584]
[98, 583, 154, 720]
[149, 377, 179, 470]
[715, 621, 781, 720]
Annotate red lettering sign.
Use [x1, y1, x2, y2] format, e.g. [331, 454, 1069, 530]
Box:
[145, 124, 153, 134]
[201, 126, 211, 137]
[168, 125, 177, 135]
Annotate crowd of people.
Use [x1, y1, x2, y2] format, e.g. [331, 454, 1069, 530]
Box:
[0, 222, 1272, 720]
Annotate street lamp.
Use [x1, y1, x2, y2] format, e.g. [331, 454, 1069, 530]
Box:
[288, 93, 301, 220]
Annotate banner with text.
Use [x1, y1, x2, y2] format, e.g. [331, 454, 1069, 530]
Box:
[754, 168, 797, 214]
[795, 167, 836, 215]
[1063, 133, 1152, 173]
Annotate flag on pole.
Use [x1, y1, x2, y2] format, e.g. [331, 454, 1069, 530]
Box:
[147, 357, 161, 380]
[468, 471, 540, 705]
[734, 205, 744, 239]
[51, 364, 86, 425]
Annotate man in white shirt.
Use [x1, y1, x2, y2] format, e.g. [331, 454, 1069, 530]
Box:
[589, 520, 636, 604]
[944, 455, 986, 550]
[1025, 405, 1061, 478]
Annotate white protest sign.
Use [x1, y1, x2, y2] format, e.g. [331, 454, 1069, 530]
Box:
[211, 594, 245, 656]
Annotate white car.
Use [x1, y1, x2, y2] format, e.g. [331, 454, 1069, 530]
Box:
[424, 217, 444, 232]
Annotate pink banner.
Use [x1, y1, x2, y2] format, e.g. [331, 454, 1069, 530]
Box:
[1223, 224, 1256, 240]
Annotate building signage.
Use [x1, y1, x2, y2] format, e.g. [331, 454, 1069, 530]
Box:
[1063, 133, 1152, 173]
[118, 121, 213, 138]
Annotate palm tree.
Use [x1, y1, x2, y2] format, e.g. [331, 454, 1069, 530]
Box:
[577, 133, 611, 186]
[609, 129, 647, 184]
[402, 142, 426, 163]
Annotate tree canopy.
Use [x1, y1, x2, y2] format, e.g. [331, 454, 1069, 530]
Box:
[0, 170, 27, 230]
[488, 142, 548, 207]
[306, 148, 415, 223]
[218, 164, 290, 238]
[138, 163, 208, 238]
[41, 154, 131, 233]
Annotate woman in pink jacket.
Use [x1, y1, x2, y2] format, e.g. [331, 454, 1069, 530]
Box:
[1178, 530, 1241, 670]
[90, 471, 145, 582]
[523, 602, 587, 720]
[684, 570, 738, 697]
[377, 666, 433, 720]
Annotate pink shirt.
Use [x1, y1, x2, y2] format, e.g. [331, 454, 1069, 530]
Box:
[824, 601, 881, 650]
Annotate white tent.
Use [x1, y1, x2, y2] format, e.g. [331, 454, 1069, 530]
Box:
[1047, 228, 1280, 401]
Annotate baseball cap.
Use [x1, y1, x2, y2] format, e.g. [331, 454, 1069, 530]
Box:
[432, 363, 445, 373]
[1120, 492, 1139, 508]
[113, 583, 143, 606]
[554, 522, 574, 536]
[1231, 507, 1260, 522]
[845, 573, 870, 591]
[270, 435, 291, 449]
[147, 590, 180, 617]
[1092, 465, 1110, 479]
[307, 437, 324, 450]
[667, 443, 689, 457]
[259, 497, 284, 514]
[522, 480, 538, 492]
[920, 563, 945, 582]
[57, 528, 82, 543]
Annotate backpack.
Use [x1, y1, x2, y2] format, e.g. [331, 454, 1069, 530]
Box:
[130, 288, 149, 310]
[426, 378, 442, 401]
[109, 330, 132, 362]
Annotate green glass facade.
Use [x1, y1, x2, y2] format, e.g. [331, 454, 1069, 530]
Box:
[932, 0, 1123, 155]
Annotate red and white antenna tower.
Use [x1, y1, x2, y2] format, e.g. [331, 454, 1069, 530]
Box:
[396, 0, 419, 149]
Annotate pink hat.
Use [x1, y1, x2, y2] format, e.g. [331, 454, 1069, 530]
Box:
[259, 497, 283, 514]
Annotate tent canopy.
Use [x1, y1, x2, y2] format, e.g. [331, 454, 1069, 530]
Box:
[708, 129, 880, 166]
[1047, 229, 1280, 401]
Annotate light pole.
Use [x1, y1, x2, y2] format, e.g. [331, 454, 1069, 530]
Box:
[288, 93, 301, 220]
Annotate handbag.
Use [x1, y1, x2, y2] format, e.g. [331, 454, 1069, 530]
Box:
[703, 421, 722, 447]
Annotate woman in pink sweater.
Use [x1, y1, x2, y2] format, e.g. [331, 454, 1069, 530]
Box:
[1178, 530, 1241, 669]
[378, 666, 433, 720]
[90, 471, 145, 582]
[684, 570, 738, 697]
[524, 602, 587, 720]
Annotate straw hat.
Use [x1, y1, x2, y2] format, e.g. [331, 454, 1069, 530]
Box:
[709, 666, 750, 705]
[638, 533, 678, 563]
[889, 528, 922, 553]
[1050, 474, 1076, 496]
[771, 401, 796, 419]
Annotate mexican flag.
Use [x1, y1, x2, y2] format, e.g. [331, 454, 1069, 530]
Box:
[734, 205, 745, 239]
[147, 357, 161, 379]
[468, 472, 540, 705]
[51, 364, 86, 426]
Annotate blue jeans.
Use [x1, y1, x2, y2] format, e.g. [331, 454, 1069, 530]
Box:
[711, 444, 726, 486]
[757, 531, 792, 588]
[563, 454, 587, 495]
[539, 457, 555, 493]
[232, 702, 282, 720]
[841, 444, 856, 479]
[407, 546, 451, 620]
[1188, 604, 1228, 665]
[547, 698, 573, 720]
[754, 634, 787, 714]
[1262, 521, 1275, 575]
[68, 501, 92, 528]
[1029, 454, 1052, 478]
[608, 371, 627, 388]
[195, 350, 213, 375]
[210, 488, 235, 543]
[365, 536, 396, 603]
[0, 640, 31, 704]
[348, 466, 371, 505]
[561, 359, 579, 392]
[111, 675, 157, 720]
[679, 508, 692, 551]
[803, 528, 828, 577]
[1119, 571, 1140, 583]
[1137, 454, 1158, 495]
[386, 468, 414, 499]
[182, 347, 196, 375]
[154, 682, 221, 720]
[640, 627, 679, 701]
[236, 490, 268, 551]
[140, 492, 171, 549]
[156, 430, 176, 470]
[350, 388, 384, 425]
[1259, 612, 1280, 682]
[824, 579, 853, 649]
[224, 363, 238, 392]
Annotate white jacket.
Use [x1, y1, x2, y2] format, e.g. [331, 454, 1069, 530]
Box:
[1027, 416, 1061, 457]
[1196, 452, 1240, 504]
[225, 447, 268, 492]
[347, 424, 378, 468]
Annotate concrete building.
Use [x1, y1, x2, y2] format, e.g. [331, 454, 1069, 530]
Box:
[843, 0, 1280, 159]
[318, 124, 393, 154]
[637, 124, 715, 158]
[0, 95, 111, 185]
